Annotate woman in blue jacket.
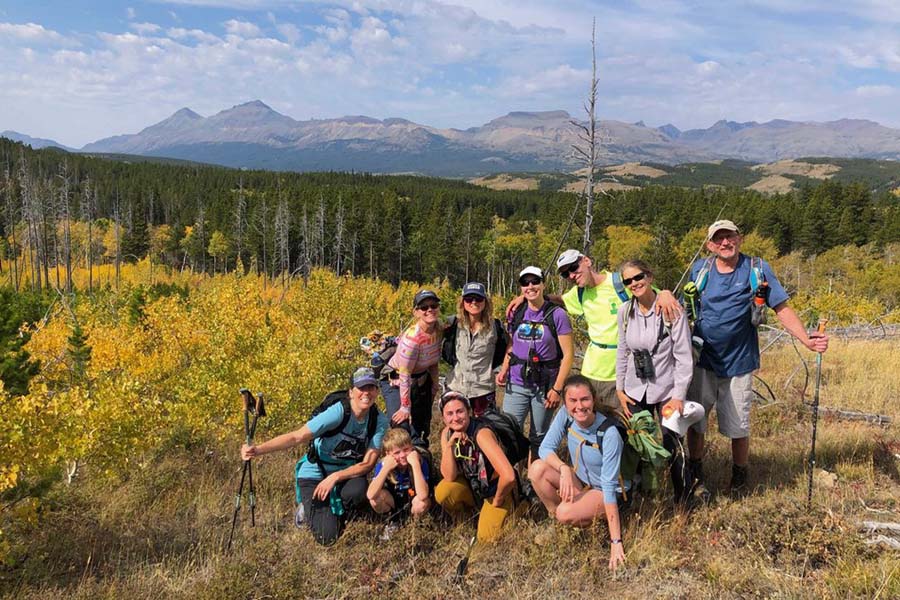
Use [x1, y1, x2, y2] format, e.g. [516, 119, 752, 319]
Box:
[528, 374, 626, 571]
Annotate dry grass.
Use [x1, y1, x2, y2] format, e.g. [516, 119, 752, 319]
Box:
[2, 339, 898, 599]
[747, 174, 796, 194]
[468, 174, 540, 191]
[753, 160, 841, 180]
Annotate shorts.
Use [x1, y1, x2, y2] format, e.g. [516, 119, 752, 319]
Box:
[589, 379, 619, 410]
[687, 367, 753, 439]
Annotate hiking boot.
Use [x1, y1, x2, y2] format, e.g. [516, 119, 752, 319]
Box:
[730, 464, 749, 496]
[690, 482, 712, 509]
[380, 522, 400, 541]
[294, 503, 306, 528]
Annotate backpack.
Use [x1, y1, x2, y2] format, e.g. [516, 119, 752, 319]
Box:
[684, 255, 768, 329]
[479, 408, 530, 466]
[441, 316, 509, 369]
[360, 333, 398, 379]
[563, 411, 669, 502]
[304, 390, 380, 465]
[621, 297, 671, 348]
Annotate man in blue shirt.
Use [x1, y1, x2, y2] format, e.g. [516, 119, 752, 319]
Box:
[687, 220, 828, 495]
[241, 367, 389, 545]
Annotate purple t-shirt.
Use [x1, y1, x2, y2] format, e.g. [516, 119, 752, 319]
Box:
[508, 303, 572, 387]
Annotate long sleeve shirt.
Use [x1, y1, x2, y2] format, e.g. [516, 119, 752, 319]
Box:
[539, 409, 624, 504]
[387, 322, 441, 408]
[615, 297, 693, 404]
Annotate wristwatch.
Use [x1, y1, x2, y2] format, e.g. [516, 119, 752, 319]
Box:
[610, 538, 622, 545]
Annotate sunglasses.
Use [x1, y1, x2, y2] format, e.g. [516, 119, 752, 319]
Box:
[520, 278, 543, 287]
[622, 272, 647, 286]
[463, 295, 485, 303]
[559, 260, 581, 279]
[417, 303, 440, 311]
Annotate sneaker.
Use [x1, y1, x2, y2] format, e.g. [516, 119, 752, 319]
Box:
[380, 522, 400, 541]
[294, 503, 306, 528]
[730, 464, 748, 495]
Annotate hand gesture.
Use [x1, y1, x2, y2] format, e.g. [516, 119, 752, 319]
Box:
[617, 390, 635, 418]
[609, 543, 626, 571]
[241, 444, 256, 461]
[391, 405, 412, 425]
[313, 473, 340, 501]
[544, 387, 561, 409]
[558, 465, 576, 503]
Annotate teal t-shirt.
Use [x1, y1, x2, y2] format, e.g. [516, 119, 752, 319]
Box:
[296, 401, 389, 480]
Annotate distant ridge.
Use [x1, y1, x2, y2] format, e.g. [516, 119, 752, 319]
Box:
[1, 130, 74, 152]
[10, 102, 900, 176]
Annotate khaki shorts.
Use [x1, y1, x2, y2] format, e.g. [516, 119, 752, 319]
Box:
[589, 379, 619, 411]
[687, 367, 753, 439]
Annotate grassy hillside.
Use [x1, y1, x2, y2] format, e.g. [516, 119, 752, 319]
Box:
[2, 310, 897, 598]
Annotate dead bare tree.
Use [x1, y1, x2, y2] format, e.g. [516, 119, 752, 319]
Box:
[274, 195, 290, 285]
[57, 160, 73, 293]
[570, 18, 600, 256]
[234, 177, 246, 273]
[333, 195, 345, 274]
[79, 179, 96, 293]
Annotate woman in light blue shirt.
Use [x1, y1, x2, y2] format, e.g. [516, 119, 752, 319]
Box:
[528, 374, 625, 571]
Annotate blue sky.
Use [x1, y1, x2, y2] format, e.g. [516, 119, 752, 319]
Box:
[1, 0, 899, 147]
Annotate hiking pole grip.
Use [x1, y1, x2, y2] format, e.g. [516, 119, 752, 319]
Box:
[806, 318, 828, 508]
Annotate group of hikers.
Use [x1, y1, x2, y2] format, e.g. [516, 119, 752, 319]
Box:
[240, 219, 829, 570]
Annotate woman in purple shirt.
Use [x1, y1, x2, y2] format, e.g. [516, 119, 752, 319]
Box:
[496, 266, 574, 458]
[615, 259, 694, 505]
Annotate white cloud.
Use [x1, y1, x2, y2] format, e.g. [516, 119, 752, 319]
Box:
[276, 22, 300, 44]
[855, 84, 895, 98]
[126, 7, 136, 20]
[223, 19, 262, 37]
[130, 22, 162, 34]
[0, 21, 66, 43]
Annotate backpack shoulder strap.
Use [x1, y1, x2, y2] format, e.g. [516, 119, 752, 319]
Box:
[610, 271, 629, 302]
[365, 405, 379, 443]
[577, 286, 585, 306]
[695, 256, 715, 294]
[324, 396, 353, 438]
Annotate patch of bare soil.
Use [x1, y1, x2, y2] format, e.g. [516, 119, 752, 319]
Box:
[602, 162, 668, 178]
[563, 180, 638, 194]
[469, 174, 539, 191]
[747, 174, 796, 194]
[753, 159, 841, 179]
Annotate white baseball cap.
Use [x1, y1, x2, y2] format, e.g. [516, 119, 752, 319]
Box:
[556, 249, 584, 273]
[518, 266, 543, 283]
[707, 219, 740, 240]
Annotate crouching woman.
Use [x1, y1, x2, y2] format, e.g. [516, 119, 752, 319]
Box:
[528, 374, 626, 571]
[241, 367, 388, 546]
[435, 391, 517, 542]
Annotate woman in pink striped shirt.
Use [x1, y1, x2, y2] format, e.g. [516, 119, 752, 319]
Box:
[383, 290, 443, 447]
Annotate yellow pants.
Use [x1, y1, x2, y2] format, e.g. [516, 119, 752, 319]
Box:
[435, 477, 513, 542]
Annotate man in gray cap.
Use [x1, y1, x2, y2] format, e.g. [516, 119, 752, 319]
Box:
[685, 220, 828, 496]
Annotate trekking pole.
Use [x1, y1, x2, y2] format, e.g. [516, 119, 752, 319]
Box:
[247, 393, 266, 527]
[454, 535, 477, 583]
[227, 389, 253, 549]
[806, 318, 828, 508]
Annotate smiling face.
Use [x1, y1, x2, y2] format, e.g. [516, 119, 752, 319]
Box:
[622, 265, 653, 302]
[441, 398, 470, 432]
[462, 294, 485, 318]
[561, 256, 593, 288]
[707, 229, 743, 262]
[564, 383, 596, 427]
[519, 276, 544, 303]
[415, 300, 441, 325]
[350, 383, 379, 412]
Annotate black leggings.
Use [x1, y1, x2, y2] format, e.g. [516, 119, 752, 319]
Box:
[297, 476, 369, 546]
[631, 396, 691, 503]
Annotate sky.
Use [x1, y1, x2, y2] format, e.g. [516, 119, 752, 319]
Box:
[1, 0, 899, 148]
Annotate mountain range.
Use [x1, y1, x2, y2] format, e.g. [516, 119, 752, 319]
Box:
[6, 101, 900, 176]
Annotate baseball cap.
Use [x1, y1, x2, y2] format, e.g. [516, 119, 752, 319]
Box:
[462, 282, 487, 298]
[518, 266, 543, 284]
[413, 289, 440, 308]
[351, 366, 379, 388]
[439, 390, 471, 411]
[707, 219, 740, 240]
[556, 249, 584, 273]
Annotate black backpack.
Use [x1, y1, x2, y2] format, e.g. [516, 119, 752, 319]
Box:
[305, 390, 380, 465]
[478, 408, 530, 466]
[441, 316, 509, 369]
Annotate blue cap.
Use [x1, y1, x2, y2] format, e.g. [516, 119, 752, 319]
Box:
[413, 289, 440, 308]
[462, 282, 487, 298]
[351, 367, 378, 388]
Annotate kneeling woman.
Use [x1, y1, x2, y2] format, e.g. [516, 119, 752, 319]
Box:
[435, 392, 518, 542]
[528, 375, 626, 571]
